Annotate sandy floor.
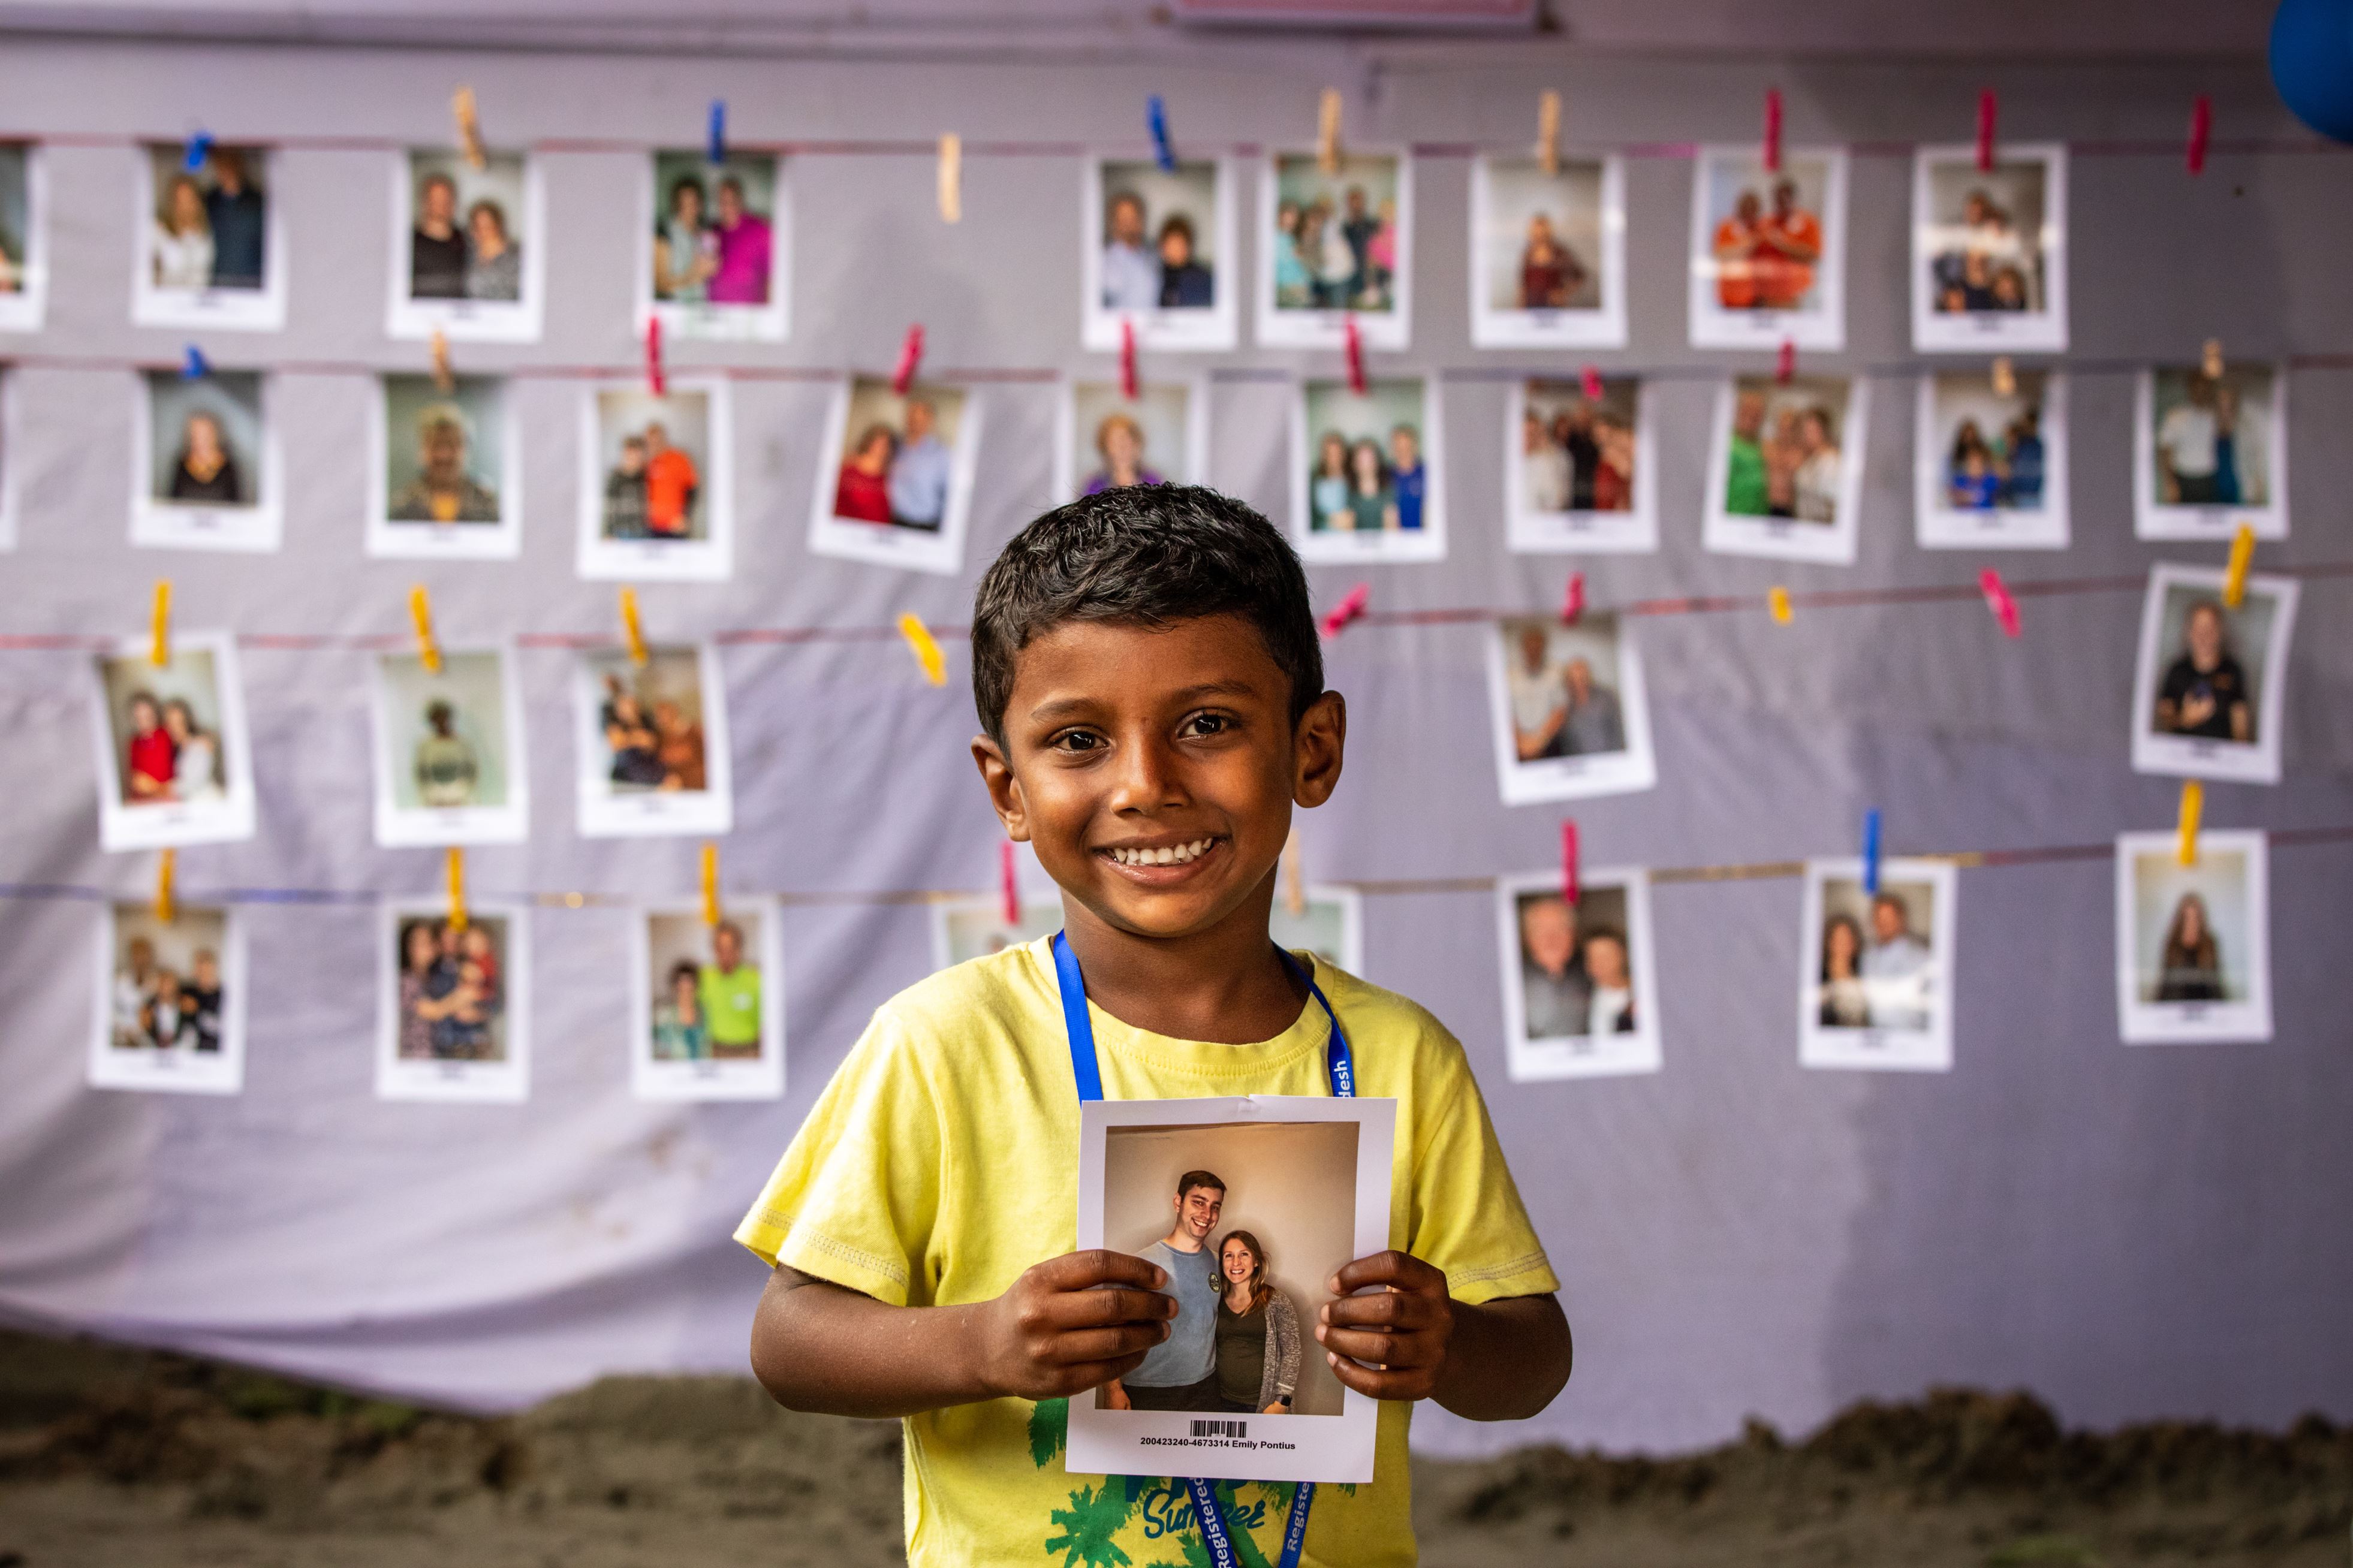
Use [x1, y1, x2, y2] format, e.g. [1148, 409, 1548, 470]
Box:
[1, 1329, 2345, 1567]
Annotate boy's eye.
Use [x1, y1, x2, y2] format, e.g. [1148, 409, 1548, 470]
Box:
[1049, 729, 1105, 753]
[1180, 711, 1231, 738]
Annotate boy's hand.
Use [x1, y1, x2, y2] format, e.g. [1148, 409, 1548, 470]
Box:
[1314, 1252, 1455, 1401]
[977, 1250, 1176, 1401]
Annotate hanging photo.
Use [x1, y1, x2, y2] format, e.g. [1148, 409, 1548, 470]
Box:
[0, 142, 48, 331]
[1914, 367, 2068, 550]
[1255, 149, 1412, 350]
[576, 378, 734, 581]
[1067, 1094, 1395, 1483]
[367, 373, 519, 559]
[1911, 143, 2068, 352]
[639, 150, 790, 342]
[387, 149, 544, 341]
[1468, 153, 1625, 349]
[1482, 613, 1657, 806]
[1701, 372, 1869, 565]
[630, 901, 786, 1100]
[932, 883, 1362, 976]
[1081, 156, 1237, 352]
[1054, 377, 1207, 503]
[1686, 146, 1847, 351]
[132, 142, 282, 331]
[87, 631, 257, 852]
[132, 369, 282, 552]
[1495, 869, 1661, 1082]
[571, 642, 733, 838]
[368, 645, 529, 846]
[2133, 362, 2288, 541]
[2113, 830, 2272, 1045]
[806, 374, 981, 577]
[378, 901, 531, 1103]
[2129, 562, 2298, 786]
[1288, 376, 1442, 564]
[1506, 375, 1655, 554]
[1798, 858, 1957, 1072]
[89, 900, 245, 1094]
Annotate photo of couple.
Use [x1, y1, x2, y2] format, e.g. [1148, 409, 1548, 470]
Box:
[1706, 374, 1867, 564]
[1913, 147, 2066, 351]
[1485, 614, 1655, 804]
[1082, 158, 1233, 349]
[1800, 861, 1956, 1072]
[579, 381, 731, 579]
[1471, 155, 1624, 348]
[2115, 831, 2273, 1044]
[136, 370, 279, 550]
[810, 375, 980, 576]
[1058, 379, 1200, 503]
[1097, 176, 1214, 313]
[595, 655, 706, 794]
[649, 918, 764, 1061]
[1259, 151, 1412, 348]
[90, 901, 243, 1094]
[373, 375, 508, 557]
[138, 143, 275, 325]
[1293, 377, 1441, 562]
[1101, 1170, 1304, 1418]
[2137, 364, 2286, 540]
[573, 644, 732, 837]
[644, 151, 787, 340]
[1814, 886, 1938, 1032]
[2131, 564, 2298, 786]
[371, 647, 528, 845]
[391, 150, 541, 339]
[1689, 149, 1846, 348]
[103, 664, 225, 812]
[1499, 873, 1660, 1081]
[1915, 370, 2068, 549]
[91, 634, 255, 851]
[378, 902, 531, 1102]
[634, 904, 785, 1100]
[600, 401, 704, 541]
[407, 162, 522, 302]
[830, 384, 959, 530]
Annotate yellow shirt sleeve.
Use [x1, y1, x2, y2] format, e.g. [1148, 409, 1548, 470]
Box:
[1406, 1052, 1560, 1306]
[733, 1005, 944, 1307]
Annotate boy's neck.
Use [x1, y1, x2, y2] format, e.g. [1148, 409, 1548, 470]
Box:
[1060, 875, 1307, 1047]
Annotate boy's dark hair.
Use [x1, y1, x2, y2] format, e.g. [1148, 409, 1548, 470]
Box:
[971, 486, 1323, 749]
[1176, 1169, 1227, 1200]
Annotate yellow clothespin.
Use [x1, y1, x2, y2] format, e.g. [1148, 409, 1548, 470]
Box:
[619, 586, 648, 667]
[1317, 89, 1343, 176]
[937, 133, 962, 224]
[701, 842, 721, 927]
[446, 847, 468, 934]
[153, 849, 176, 924]
[2222, 521, 2255, 609]
[149, 580, 172, 667]
[1281, 825, 1306, 919]
[1768, 586, 1793, 625]
[898, 612, 947, 686]
[2176, 779, 2204, 867]
[2201, 337, 2224, 381]
[429, 327, 454, 393]
[453, 86, 487, 171]
[1535, 91, 1561, 176]
[408, 584, 441, 674]
[1990, 355, 2015, 398]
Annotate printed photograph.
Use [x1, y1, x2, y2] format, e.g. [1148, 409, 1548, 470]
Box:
[1914, 368, 2069, 549]
[1687, 147, 1846, 350]
[1703, 373, 1869, 564]
[376, 901, 531, 1103]
[89, 632, 256, 851]
[1798, 858, 1957, 1072]
[134, 143, 280, 330]
[631, 903, 786, 1100]
[1257, 150, 1412, 349]
[1483, 613, 1657, 806]
[2129, 563, 2298, 786]
[1496, 870, 1661, 1081]
[1289, 376, 1442, 563]
[2134, 363, 2289, 540]
[807, 375, 981, 577]
[1469, 155, 1624, 348]
[1507, 375, 1654, 553]
[643, 150, 788, 341]
[389, 149, 543, 340]
[2114, 830, 2272, 1044]
[369, 646, 529, 846]
[1083, 157, 1235, 351]
[133, 369, 281, 552]
[1056, 379, 1203, 503]
[1912, 145, 2068, 352]
[933, 885, 1361, 976]
[572, 643, 733, 838]
[89, 900, 243, 1094]
[369, 373, 516, 558]
[0, 142, 46, 331]
[576, 380, 733, 580]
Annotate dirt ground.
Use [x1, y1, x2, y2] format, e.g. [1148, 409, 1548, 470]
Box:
[1, 1328, 2345, 1567]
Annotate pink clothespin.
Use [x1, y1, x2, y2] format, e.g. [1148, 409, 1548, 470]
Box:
[1120, 318, 1139, 401]
[644, 318, 665, 396]
[999, 840, 1022, 927]
[1560, 820, 1580, 906]
[1343, 315, 1367, 396]
[1775, 339, 1795, 384]
[1560, 571, 1585, 626]
[1975, 89, 1998, 173]
[1978, 568, 2021, 638]
[1318, 582, 1369, 640]
[1579, 364, 1603, 402]
[2186, 94, 2213, 175]
[893, 324, 925, 397]
[1762, 88, 1783, 174]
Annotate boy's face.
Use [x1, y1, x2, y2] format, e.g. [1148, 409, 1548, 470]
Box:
[973, 614, 1344, 946]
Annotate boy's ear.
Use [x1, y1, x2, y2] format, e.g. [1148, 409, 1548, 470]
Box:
[1291, 690, 1346, 810]
[969, 734, 1032, 842]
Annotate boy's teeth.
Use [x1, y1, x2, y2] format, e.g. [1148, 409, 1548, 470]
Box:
[1116, 839, 1212, 867]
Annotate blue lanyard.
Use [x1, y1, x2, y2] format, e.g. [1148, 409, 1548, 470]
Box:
[1050, 928, 1350, 1568]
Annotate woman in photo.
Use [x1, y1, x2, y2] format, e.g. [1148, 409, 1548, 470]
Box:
[652, 960, 710, 1060]
[1792, 406, 1843, 524]
[655, 175, 713, 303]
[1518, 213, 1586, 310]
[1818, 913, 1870, 1027]
[395, 921, 444, 1060]
[1345, 438, 1396, 532]
[1082, 412, 1164, 496]
[152, 172, 215, 290]
[2155, 892, 2227, 1002]
[834, 424, 896, 523]
[1271, 200, 1310, 309]
[166, 410, 245, 505]
[162, 698, 221, 803]
[604, 686, 665, 789]
[1309, 432, 1349, 530]
[1583, 928, 1637, 1034]
[465, 200, 521, 302]
[652, 699, 706, 792]
[1946, 420, 2002, 511]
[123, 692, 176, 802]
[1213, 1230, 1301, 1418]
[1155, 215, 1211, 309]
[414, 698, 481, 807]
[1590, 415, 1634, 512]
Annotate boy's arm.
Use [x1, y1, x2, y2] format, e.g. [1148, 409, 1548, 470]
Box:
[1313, 1252, 1572, 1424]
[750, 1251, 1178, 1421]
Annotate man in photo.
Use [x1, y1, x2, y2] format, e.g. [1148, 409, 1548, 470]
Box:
[184, 948, 224, 1053]
[389, 402, 499, 524]
[1341, 185, 1378, 306]
[605, 434, 649, 539]
[1388, 424, 1425, 532]
[1522, 408, 1571, 513]
[1102, 1170, 1227, 1412]
[1751, 177, 1821, 312]
[1559, 656, 1624, 756]
[2154, 598, 2251, 743]
[1860, 892, 1932, 1031]
[1507, 625, 1566, 761]
[1101, 190, 1158, 312]
[1724, 388, 1770, 517]
[1711, 188, 1763, 310]
[1156, 214, 1211, 309]
[707, 176, 772, 306]
[414, 698, 480, 807]
[643, 421, 700, 539]
[113, 934, 158, 1049]
[2003, 405, 2045, 509]
[888, 397, 951, 531]
[410, 172, 468, 300]
[700, 920, 764, 1060]
[2157, 373, 2224, 505]
[203, 147, 266, 291]
[1519, 894, 1592, 1038]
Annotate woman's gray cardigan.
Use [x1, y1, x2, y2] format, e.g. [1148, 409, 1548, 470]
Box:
[1251, 1288, 1303, 1413]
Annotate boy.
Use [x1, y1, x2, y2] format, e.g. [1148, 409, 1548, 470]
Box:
[740, 486, 1571, 1566]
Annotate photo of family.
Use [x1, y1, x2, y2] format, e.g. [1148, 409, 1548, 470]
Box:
[133, 369, 281, 551]
[572, 643, 733, 837]
[1798, 859, 1957, 1072]
[2114, 830, 2272, 1044]
[631, 903, 785, 1100]
[1914, 369, 2069, 549]
[1686, 147, 1846, 350]
[134, 143, 279, 330]
[1912, 146, 2068, 351]
[640, 151, 788, 342]
[2134, 363, 2288, 540]
[1083, 158, 1235, 351]
[1470, 155, 1625, 348]
[376, 903, 530, 1102]
[808, 375, 981, 577]
[369, 646, 529, 846]
[0, 143, 45, 331]
[1068, 1094, 1393, 1485]
[388, 149, 542, 340]
[2129, 563, 2298, 786]
[933, 883, 1361, 977]
[1056, 379, 1204, 503]
[1507, 375, 1654, 553]
[576, 380, 733, 580]
[1483, 613, 1656, 805]
[1703, 373, 1869, 564]
[89, 901, 244, 1094]
[368, 373, 517, 559]
[1289, 376, 1442, 563]
[89, 632, 255, 851]
[1497, 870, 1661, 1082]
[1257, 150, 1412, 349]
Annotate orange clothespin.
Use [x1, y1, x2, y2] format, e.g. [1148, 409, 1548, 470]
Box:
[619, 586, 648, 667]
[429, 328, 454, 393]
[2201, 337, 2225, 381]
[1316, 88, 1342, 176]
[2223, 521, 2255, 609]
[453, 86, 487, 171]
[1991, 355, 2015, 398]
[153, 849, 176, 924]
[937, 133, 962, 224]
[1535, 91, 1560, 176]
[1281, 825, 1306, 919]
[701, 842, 721, 927]
[409, 585, 441, 674]
[899, 613, 947, 686]
[999, 839, 1022, 927]
[149, 580, 172, 667]
[445, 847, 468, 934]
[1768, 586, 1793, 625]
[2176, 780, 2204, 867]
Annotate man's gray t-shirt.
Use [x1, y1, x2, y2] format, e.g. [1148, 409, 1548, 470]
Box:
[1125, 1240, 1219, 1388]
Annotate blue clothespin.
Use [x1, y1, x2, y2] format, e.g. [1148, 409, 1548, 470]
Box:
[1147, 95, 1175, 173]
[180, 345, 209, 380]
[1861, 809, 1882, 895]
[183, 131, 213, 173]
[707, 100, 727, 165]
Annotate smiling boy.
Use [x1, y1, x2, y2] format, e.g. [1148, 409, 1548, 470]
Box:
[739, 485, 1571, 1565]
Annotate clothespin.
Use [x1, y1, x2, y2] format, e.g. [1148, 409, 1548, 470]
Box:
[1281, 825, 1306, 919]
[1119, 318, 1139, 401]
[2176, 780, 2204, 867]
[898, 612, 947, 686]
[618, 586, 648, 667]
[1318, 583, 1370, 640]
[1991, 355, 2015, 397]
[2201, 337, 2224, 381]
[1975, 89, 1998, 173]
[2186, 94, 2212, 176]
[1147, 94, 1176, 173]
[1861, 808, 1884, 895]
[408, 584, 441, 674]
[1535, 90, 1561, 176]
[183, 131, 213, 174]
[937, 132, 962, 224]
[2223, 521, 2255, 609]
[1559, 819, 1580, 906]
[1579, 364, 1603, 402]
[1762, 88, 1783, 174]
[153, 850, 176, 924]
[1978, 568, 2021, 638]
[149, 580, 172, 667]
[893, 324, 926, 397]
[1560, 571, 1585, 626]
[999, 839, 1022, 927]
[1774, 339, 1795, 385]
[1316, 88, 1342, 176]
[1768, 586, 1793, 625]
[181, 345, 209, 380]
[707, 99, 728, 166]
[429, 327, 454, 393]
[1343, 315, 1367, 396]
[446, 847, 468, 934]
[453, 86, 487, 171]
[701, 842, 721, 927]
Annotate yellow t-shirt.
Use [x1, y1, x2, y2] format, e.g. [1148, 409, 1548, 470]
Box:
[735, 936, 1559, 1567]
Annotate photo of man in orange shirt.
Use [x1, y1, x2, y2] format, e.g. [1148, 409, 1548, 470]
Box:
[643, 420, 701, 539]
[1751, 178, 1822, 312]
[1711, 189, 1763, 310]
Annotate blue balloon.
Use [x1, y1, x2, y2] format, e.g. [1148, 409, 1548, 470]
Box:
[2270, 0, 2353, 143]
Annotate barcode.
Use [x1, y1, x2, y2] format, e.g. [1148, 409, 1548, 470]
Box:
[1189, 1419, 1246, 1439]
